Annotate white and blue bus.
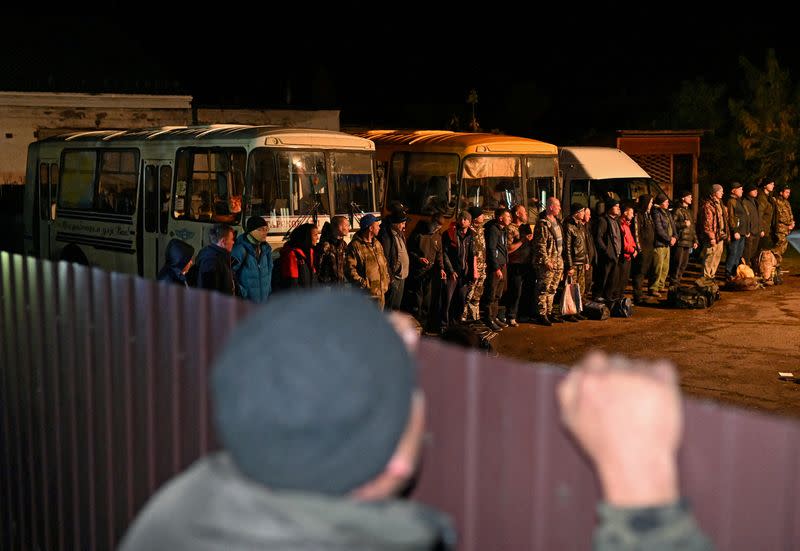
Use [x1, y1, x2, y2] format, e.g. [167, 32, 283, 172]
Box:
[23, 125, 377, 276]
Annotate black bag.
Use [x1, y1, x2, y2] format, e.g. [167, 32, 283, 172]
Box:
[610, 297, 633, 318]
[694, 279, 720, 306]
[583, 300, 610, 320]
[667, 284, 712, 309]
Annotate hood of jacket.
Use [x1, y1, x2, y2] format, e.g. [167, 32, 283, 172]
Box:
[119, 452, 455, 551]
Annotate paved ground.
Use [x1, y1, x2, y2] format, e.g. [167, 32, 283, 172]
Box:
[493, 249, 800, 419]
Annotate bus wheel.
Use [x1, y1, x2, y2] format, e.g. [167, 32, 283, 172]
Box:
[60, 244, 89, 266]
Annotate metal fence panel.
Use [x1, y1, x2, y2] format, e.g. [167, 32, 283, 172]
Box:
[2, 252, 800, 550]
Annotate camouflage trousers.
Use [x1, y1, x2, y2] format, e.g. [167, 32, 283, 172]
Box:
[464, 272, 486, 321]
[773, 233, 789, 264]
[535, 259, 564, 316]
[569, 265, 586, 306]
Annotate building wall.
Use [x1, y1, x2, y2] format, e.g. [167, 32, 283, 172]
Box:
[0, 92, 341, 185]
[0, 92, 193, 185]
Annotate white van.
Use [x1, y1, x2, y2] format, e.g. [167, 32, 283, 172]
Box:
[559, 147, 667, 214]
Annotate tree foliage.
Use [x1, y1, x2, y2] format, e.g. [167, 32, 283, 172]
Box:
[730, 49, 800, 185]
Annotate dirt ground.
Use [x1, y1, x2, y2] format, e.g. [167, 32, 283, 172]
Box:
[493, 249, 800, 419]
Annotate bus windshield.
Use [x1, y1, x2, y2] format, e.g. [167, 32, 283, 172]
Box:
[460, 156, 522, 212]
[331, 152, 374, 214]
[387, 152, 459, 215]
[277, 151, 328, 215]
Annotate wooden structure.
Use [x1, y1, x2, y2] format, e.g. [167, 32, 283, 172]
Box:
[617, 130, 703, 208]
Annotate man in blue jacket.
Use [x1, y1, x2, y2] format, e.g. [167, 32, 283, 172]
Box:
[231, 216, 273, 303]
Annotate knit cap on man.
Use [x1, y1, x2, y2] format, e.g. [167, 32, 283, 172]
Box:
[211, 289, 414, 495]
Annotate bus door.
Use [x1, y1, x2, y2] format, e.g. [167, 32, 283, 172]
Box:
[36, 158, 59, 259]
[140, 161, 174, 278]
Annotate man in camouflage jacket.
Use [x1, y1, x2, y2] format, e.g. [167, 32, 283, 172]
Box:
[533, 198, 565, 325]
[346, 214, 390, 309]
[464, 207, 487, 321]
[772, 183, 795, 264]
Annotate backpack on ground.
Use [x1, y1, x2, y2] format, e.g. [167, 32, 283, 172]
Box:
[583, 300, 611, 320]
[610, 297, 633, 318]
[694, 278, 720, 305]
[667, 285, 708, 308]
[758, 250, 777, 281]
[667, 278, 719, 309]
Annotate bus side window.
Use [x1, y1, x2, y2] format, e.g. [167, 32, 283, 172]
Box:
[159, 165, 171, 233]
[50, 163, 59, 219]
[39, 163, 49, 220]
[144, 165, 158, 232]
[98, 151, 138, 215]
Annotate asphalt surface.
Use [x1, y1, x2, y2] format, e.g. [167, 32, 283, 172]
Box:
[493, 249, 800, 419]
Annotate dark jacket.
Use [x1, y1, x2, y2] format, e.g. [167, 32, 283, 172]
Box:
[582, 220, 596, 265]
[315, 236, 348, 285]
[742, 196, 761, 237]
[407, 221, 444, 278]
[196, 243, 235, 295]
[157, 239, 195, 287]
[757, 190, 775, 235]
[378, 224, 408, 279]
[443, 223, 476, 281]
[672, 205, 697, 248]
[564, 218, 588, 268]
[632, 196, 655, 251]
[484, 219, 508, 271]
[652, 206, 677, 248]
[231, 234, 273, 303]
[725, 195, 747, 238]
[595, 214, 622, 262]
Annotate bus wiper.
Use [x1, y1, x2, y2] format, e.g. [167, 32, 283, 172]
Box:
[282, 197, 322, 242]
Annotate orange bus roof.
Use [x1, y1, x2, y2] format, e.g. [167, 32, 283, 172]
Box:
[355, 130, 557, 156]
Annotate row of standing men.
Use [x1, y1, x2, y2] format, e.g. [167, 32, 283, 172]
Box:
[155, 178, 794, 334]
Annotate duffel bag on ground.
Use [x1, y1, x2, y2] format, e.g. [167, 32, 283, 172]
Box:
[693, 278, 720, 305]
[610, 296, 634, 318]
[668, 285, 709, 309]
[583, 300, 611, 320]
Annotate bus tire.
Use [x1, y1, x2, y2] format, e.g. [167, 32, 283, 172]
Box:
[60, 244, 89, 266]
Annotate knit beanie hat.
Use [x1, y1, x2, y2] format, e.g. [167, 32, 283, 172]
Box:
[211, 289, 414, 495]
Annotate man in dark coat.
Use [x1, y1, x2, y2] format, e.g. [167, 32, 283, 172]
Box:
[157, 239, 195, 287]
[670, 191, 698, 285]
[594, 199, 622, 302]
[631, 195, 655, 304]
[196, 224, 236, 295]
[742, 183, 762, 267]
[482, 207, 511, 331]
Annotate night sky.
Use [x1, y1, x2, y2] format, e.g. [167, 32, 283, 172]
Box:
[3, 11, 797, 146]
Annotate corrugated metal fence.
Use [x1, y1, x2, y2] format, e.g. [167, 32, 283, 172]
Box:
[1, 251, 799, 550]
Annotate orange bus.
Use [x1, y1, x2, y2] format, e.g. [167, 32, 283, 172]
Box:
[357, 130, 559, 231]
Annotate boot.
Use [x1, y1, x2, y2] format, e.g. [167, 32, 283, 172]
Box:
[536, 314, 552, 326]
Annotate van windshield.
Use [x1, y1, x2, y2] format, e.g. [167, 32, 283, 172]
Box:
[569, 177, 662, 214]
